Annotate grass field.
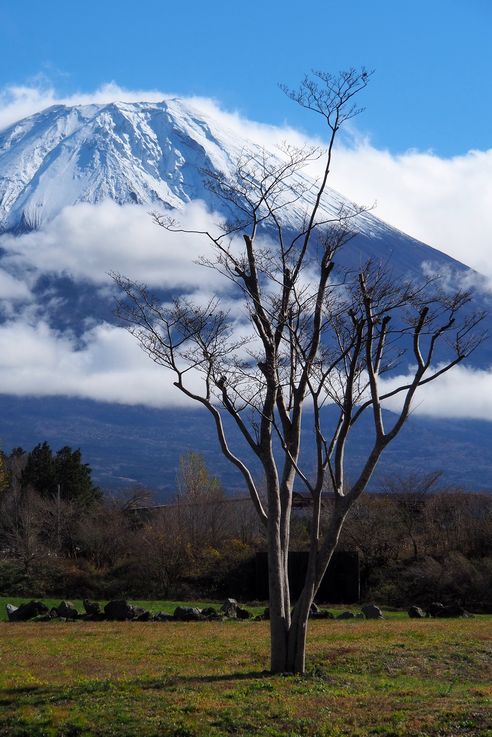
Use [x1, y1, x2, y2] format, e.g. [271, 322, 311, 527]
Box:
[0, 600, 490, 737]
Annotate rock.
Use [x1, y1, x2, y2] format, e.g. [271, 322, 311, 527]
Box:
[135, 610, 151, 621]
[435, 603, 470, 618]
[83, 599, 100, 615]
[311, 609, 334, 620]
[6, 600, 48, 622]
[426, 602, 445, 618]
[173, 606, 203, 622]
[154, 611, 175, 621]
[56, 601, 79, 619]
[201, 607, 219, 619]
[104, 600, 136, 621]
[6, 604, 18, 621]
[408, 605, 426, 618]
[220, 598, 238, 618]
[336, 611, 355, 620]
[361, 604, 384, 620]
[81, 612, 106, 621]
[236, 606, 252, 620]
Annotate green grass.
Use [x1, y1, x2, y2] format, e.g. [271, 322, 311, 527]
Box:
[0, 605, 490, 737]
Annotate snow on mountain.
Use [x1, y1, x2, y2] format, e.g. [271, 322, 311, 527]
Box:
[0, 99, 491, 491]
[1, 97, 490, 362]
[0, 99, 244, 231]
[0, 98, 471, 279]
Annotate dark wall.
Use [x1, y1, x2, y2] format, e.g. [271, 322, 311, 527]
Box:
[254, 550, 360, 603]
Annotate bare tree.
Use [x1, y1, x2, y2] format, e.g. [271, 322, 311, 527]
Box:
[113, 69, 485, 674]
[76, 496, 132, 570]
[1, 488, 45, 574]
[132, 511, 190, 597]
[339, 494, 403, 566]
[0, 449, 9, 495]
[176, 451, 229, 550]
[379, 470, 443, 560]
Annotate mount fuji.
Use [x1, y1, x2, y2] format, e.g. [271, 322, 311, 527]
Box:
[0, 99, 490, 494]
[0, 100, 243, 232]
[0, 99, 474, 276]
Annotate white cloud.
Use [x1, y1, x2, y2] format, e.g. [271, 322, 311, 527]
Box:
[0, 318, 201, 407]
[380, 364, 492, 421]
[1, 200, 228, 289]
[328, 143, 492, 285]
[0, 306, 490, 419]
[0, 80, 491, 418]
[0, 268, 32, 301]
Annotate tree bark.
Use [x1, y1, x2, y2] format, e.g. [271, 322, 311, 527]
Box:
[268, 522, 289, 673]
[286, 583, 313, 674]
[283, 505, 348, 674]
[266, 472, 291, 674]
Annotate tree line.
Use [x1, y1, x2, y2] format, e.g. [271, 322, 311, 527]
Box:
[0, 445, 490, 611]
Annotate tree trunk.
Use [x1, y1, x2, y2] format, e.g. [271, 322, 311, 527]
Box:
[269, 612, 288, 673]
[286, 587, 312, 673]
[284, 533, 320, 674]
[268, 556, 318, 674]
[267, 501, 290, 673]
[268, 559, 290, 672]
[277, 508, 348, 675]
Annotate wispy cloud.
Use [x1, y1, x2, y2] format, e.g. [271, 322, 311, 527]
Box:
[0, 318, 198, 407]
[381, 364, 492, 421]
[0, 268, 32, 301]
[2, 200, 227, 289]
[329, 143, 492, 285]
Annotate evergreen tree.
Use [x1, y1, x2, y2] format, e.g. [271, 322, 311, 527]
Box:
[21, 442, 54, 495]
[21, 442, 100, 507]
[54, 446, 101, 507]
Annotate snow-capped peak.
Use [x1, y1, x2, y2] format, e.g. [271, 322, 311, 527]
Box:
[0, 98, 473, 279]
[0, 99, 249, 232]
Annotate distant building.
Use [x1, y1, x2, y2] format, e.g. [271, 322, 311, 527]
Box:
[254, 550, 360, 603]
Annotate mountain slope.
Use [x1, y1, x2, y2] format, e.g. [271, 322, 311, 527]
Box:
[0, 99, 490, 494]
[0, 394, 491, 493]
[0, 99, 474, 276]
[1, 99, 489, 360]
[0, 100, 241, 231]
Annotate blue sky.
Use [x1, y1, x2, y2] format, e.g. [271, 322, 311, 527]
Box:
[0, 0, 491, 156]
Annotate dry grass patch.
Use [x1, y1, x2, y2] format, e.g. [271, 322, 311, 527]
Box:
[0, 618, 490, 737]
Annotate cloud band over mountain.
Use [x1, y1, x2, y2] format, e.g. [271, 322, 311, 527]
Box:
[0, 81, 490, 421]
